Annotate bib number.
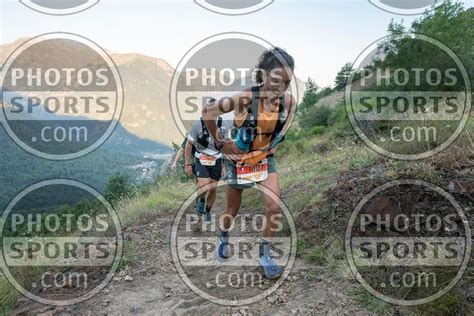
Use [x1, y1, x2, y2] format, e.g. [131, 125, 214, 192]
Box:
[236, 159, 268, 185]
[199, 155, 217, 166]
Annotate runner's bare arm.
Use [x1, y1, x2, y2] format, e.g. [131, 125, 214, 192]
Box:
[282, 93, 296, 135]
[184, 140, 193, 177]
[171, 148, 184, 172]
[184, 140, 193, 166]
[202, 91, 252, 159]
[268, 93, 296, 155]
[202, 90, 252, 142]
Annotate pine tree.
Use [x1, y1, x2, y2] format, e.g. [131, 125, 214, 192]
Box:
[299, 78, 318, 112]
[334, 63, 354, 91]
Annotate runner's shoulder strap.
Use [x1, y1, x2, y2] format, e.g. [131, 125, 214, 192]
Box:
[273, 92, 287, 140]
[247, 86, 260, 127]
[200, 116, 222, 133]
[247, 86, 288, 139]
[198, 116, 222, 148]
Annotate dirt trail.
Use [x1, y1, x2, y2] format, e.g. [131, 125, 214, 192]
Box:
[12, 198, 370, 316]
[13, 148, 473, 315]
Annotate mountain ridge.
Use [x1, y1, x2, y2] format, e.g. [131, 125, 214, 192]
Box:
[0, 37, 307, 145]
[0, 37, 181, 145]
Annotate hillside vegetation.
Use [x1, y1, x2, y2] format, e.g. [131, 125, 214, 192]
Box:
[2, 2, 472, 315]
[114, 2, 473, 314]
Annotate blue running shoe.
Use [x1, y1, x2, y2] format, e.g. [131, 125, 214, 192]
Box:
[196, 199, 205, 215]
[204, 211, 212, 223]
[216, 231, 230, 261]
[259, 253, 282, 279]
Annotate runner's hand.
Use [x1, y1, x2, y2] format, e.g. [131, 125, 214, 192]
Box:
[171, 163, 177, 173]
[221, 141, 243, 161]
[185, 165, 193, 177]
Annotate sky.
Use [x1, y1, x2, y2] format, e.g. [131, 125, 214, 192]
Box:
[0, 0, 470, 87]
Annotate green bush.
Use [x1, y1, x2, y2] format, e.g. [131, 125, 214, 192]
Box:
[327, 102, 355, 138]
[285, 129, 302, 141]
[328, 102, 347, 126]
[104, 173, 134, 205]
[309, 126, 326, 136]
[135, 182, 155, 197]
[305, 246, 328, 264]
[299, 105, 334, 130]
[349, 153, 377, 170]
[295, 140, 306, 153]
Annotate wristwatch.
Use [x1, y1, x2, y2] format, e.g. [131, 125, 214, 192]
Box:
[214, 134, 225, 150]
[215, 140, 224, 150]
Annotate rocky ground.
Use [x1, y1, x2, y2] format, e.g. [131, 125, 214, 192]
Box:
[12, 206, 370, 315]
[11, 147, 473, 315]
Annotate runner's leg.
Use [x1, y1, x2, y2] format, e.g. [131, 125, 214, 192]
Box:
[258, 173, 281, 240]
[204, 178, 218, 222]
[257, 173, 283, 279]
[196, 177, 210, 214]
[220, 186, 244, 232]
[206, 179, 218, 210]
[197, 177, 211, 199]
[216, 186, 244, 260]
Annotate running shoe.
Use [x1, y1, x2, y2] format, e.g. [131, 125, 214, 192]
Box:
[204, 211, 212, 223]
[216, 232, 230, 260]
[259, 253, 282, 279]
[196, 199, 205, 215]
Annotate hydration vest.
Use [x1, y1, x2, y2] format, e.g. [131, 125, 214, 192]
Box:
[234, 86, 288, 150]
[196, 116, 223, 149]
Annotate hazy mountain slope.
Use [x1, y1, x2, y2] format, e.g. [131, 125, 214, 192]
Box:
[0, 38, 182, 145]
[112, 53, 180, 144]
[0, 38, 305, 145]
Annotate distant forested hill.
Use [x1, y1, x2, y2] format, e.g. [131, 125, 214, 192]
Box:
[0, 122, 172, 211]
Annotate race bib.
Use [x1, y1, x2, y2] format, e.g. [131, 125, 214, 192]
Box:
[236, 159, 268, 185]
[199, 155, 217, 166]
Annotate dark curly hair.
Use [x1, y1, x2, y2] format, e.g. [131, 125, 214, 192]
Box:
[255, 47, 295, 85]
